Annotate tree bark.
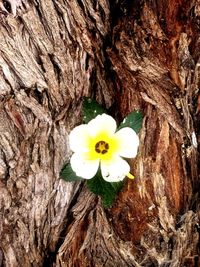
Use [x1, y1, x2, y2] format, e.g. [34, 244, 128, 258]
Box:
[0, 0, 199, 266]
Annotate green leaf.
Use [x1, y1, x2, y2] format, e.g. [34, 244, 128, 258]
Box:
[86, 171, 124, 208]
[118, 111, 143, 133]
[82, 98, 106, 123]
[60, 164, 83, 182]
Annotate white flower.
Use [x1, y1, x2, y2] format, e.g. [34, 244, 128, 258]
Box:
[69, 113, 139, 182]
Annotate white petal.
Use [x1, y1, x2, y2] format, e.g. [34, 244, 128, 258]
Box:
[115, 127, 139, 158]
[69, 125, 89, 153]
[70, 153, 99, 179]
[87, 113, 117, 137]
[101, 157, 130, 182]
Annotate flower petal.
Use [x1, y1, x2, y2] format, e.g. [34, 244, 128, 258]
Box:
[87, 113, 117, 137]
[70, 153, 99, 179]
[115, 127, 139, 158]
[69, 125, 90, 153]
[101, 156, 130, 182]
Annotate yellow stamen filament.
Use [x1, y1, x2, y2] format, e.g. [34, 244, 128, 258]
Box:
[127, 173, 135, 179]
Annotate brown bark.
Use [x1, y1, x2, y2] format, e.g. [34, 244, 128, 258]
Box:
[0, 0, 199, 266]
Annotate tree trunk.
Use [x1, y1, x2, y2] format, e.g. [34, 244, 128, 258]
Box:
[0, 0, 199, 266]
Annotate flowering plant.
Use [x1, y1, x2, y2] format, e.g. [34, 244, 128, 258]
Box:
[60, 98, 142, 207]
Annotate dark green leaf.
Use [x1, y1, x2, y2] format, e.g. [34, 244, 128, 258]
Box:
[60, 164, 83, 182]
[118, 111, 143, 133]
[82, 98, 106, 123]
[86, 171, 124, 208]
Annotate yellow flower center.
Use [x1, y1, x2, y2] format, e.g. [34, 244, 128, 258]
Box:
[84, 131, 120, 162]
[95, 141, 109, 154]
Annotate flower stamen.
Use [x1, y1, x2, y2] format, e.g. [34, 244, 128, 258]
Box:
[95, 140, 109, 154]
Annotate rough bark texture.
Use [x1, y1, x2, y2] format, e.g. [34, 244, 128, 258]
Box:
[0, 0, 199, 266]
